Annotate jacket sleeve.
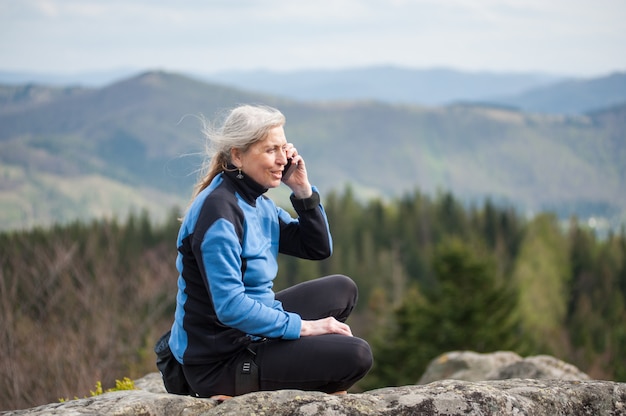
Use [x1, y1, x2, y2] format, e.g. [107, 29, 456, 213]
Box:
[278, 187, 333, 259]
[195, 218, 302, 340]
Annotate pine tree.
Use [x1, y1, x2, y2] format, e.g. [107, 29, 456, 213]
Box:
[363, 236, 521, 388]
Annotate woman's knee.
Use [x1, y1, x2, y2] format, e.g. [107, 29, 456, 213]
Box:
[329, 274, 357, 293]
[326, 274, 359, 322]
[351, 337, 374, 377]
[328, 274, 359, 311]
[331, 336, 373, 377]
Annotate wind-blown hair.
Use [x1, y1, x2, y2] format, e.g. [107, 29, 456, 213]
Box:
[192, 104, 286, 198]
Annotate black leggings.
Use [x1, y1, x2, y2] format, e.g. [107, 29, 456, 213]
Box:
[183, 274, 373, 396]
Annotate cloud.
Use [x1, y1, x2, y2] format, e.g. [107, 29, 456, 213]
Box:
[0, 0, 624, 76]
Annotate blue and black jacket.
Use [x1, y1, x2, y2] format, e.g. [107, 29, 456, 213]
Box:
[169, 169, 332, 365]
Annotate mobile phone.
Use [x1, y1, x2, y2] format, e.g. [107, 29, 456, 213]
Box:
[282, 158, 297, 181]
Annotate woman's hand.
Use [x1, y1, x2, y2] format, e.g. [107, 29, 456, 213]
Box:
[282, 143, 312, 199]
[300, 317, 353, 337]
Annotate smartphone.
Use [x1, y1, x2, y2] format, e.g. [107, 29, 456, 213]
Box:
[282, 158, 297, 182]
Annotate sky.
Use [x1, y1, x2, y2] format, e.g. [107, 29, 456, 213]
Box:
[1, 0, 625, 78]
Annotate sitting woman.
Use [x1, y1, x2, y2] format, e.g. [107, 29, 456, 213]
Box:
[168, 104, 373, 398]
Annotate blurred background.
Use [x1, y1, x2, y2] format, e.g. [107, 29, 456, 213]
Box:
[1, 0, 625, 411]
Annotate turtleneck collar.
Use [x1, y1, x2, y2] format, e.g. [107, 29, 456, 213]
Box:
[223, 165, 268, 206]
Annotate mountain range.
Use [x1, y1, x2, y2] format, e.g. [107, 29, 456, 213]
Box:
[199, 67, 626, 115]
[0, 68, 624, 232]
[3, 66, 625, 113]
[198, 66, 562, 108]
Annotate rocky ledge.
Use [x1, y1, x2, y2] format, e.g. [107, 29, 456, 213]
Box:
[3, 351, 625, 416]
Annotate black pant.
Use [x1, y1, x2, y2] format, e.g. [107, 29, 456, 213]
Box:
[183, 274, 373, 396]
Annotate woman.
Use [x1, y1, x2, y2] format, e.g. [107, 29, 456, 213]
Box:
[168, 104, 372, 398]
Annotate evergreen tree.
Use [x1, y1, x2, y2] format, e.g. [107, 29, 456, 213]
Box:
[511, 214, 570, 354]
[363, 236, 521, 389]
[567, 223, 626, 380]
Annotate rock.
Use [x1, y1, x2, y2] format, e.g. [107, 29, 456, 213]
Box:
[3, 353, 623, 416]
[3, 378, 625, 416]
[132, 372, 167, 394]
[418, 350, 591, 384]
[365, 379, 625, 416]
[418, 350, 522, 383]
[178, 380, 626, 415]
[489, 354, 592, 381]
[0, 389, 215, 416]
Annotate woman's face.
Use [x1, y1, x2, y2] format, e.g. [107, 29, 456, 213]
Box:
[234, 125, 289, 189]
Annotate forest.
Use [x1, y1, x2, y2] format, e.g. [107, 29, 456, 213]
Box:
[1, 187, 625, 410]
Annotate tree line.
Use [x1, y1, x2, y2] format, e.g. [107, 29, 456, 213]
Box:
[1, 189, 624, 410]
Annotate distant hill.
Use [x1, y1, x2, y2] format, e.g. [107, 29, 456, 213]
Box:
[491, 72, 626, 114]
[4, 66, 624, 115]
[0, 68, 137, 87]
[200, 67, 626, 115]
[198, 66, 563, 107]
[0, 65, 563, 107]
[0, 71, 624, 232]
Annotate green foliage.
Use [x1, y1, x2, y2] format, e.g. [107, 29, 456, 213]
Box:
[90, 377, 136, 396]
[363, 237, 521, 389]
[511, 214, 571, 354]
[566, 224, 626, 378]
[59, 377, 136, 402]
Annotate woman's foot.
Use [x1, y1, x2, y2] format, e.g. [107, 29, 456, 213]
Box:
[210, 394, 233, 402]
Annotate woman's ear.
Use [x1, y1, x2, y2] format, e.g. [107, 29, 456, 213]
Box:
[230, 148, 242, 168]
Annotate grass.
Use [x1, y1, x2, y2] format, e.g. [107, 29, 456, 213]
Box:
[59, 377, 136, 402]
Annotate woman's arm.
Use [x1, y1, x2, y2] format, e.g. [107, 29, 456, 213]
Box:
[278, 188, 333, 259]
[195, 216, 302, 340]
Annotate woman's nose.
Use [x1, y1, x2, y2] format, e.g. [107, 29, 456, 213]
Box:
[278, 151, 288, 165]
